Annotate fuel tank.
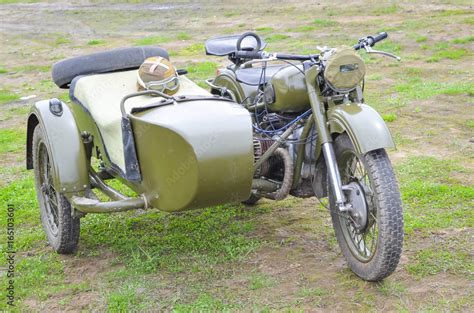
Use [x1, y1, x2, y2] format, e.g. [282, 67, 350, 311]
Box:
[266, 65, 310, 112]
[129, 98, 254, 212]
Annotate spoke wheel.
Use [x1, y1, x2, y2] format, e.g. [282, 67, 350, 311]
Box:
[38, 143, 60, 236]
[338, 149, 378, 262]
[328, 133, 403, 281]
[33, 125, 80, 254]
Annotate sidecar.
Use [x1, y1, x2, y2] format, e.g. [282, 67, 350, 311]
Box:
[26, 46, 254, 243]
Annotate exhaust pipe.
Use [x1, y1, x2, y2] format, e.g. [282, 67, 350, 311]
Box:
[71, 195, 146, 213]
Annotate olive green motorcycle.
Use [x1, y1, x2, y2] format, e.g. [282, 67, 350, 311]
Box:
[205, 32, 403, 281]
[26, 30, 402, 282]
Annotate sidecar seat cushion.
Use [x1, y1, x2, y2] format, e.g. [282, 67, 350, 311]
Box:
[52, 46, 169, 89]
[70, 70, 211, 173]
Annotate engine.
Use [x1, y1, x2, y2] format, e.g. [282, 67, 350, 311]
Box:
[251, 120, 319, 200]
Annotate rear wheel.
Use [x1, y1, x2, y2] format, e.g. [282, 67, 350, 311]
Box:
[242, 193, 261, 206]
[329, 133, 403, 281]
[32, 125, 80, 254]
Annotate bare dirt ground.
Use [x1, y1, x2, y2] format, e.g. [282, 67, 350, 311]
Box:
[0, 0, 473, 312]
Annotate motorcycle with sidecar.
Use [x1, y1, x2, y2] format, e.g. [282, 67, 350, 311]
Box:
[26, 31, 403, 281]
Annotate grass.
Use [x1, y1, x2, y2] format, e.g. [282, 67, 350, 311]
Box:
[437, 9, 472, 17]
[80, 203, 260, 273]
[173, 294, 232, 311]
[463, 16, 474, 25]
[0, 128, 25, 153]
[178, 43, 205, 56]
[377, 280, 406, 297]
[176, 32, 191, 40]
[293, 19, 338, 33]
[107, 281, 150, 311]
[87, 39, 106, 45]
[0, 89, 19, 104]
[0, 0, 37, 2]
[255, 26, 273, 33]
[406, 245, 473, 278]
[427, 48, 468, 63]
[382, 113, 397, 122]
[401, 181, 473, 233]
[134, 35, 170, 46]
[0, 175, 40, 236]
[366, 74, 383, 81]
[297, 287, 329, 298]
[312, 18, 337, 27]
[451, 35, 474, 44]
[248, 273, 275, 290]
[372, 4, 398, 15]
[415, 36, 427, 43]
[396, 157, 474, 234]
[0, 250, 92, 310]
[294, 25, 317, 32]
[265, 34, 290, 42]
[376, 41, 402, 54]
[0, 173, 262, 309]
[13, 64, 50, 73]
[55, 36, 71, 45]
[0, 105, 30, 122]
[393, 78, 474, 101]
[186, 61, 218, 81]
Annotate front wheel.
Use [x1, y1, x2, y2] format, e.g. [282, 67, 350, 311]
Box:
[329, 134, 403, 281]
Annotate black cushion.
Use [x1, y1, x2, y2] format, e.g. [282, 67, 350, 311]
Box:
[52, 46, 169, 89]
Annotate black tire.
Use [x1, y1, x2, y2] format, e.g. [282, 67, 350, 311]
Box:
[52, 46, 169, 88]
[329, 133, 403, 281]
[242, 193, 261, 206]
[32, 125, 80, 254]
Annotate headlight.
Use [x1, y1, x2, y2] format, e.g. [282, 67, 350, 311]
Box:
[323, 46, 366, 92]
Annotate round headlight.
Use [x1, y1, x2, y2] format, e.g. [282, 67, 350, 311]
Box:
[323, 46, 366, 92]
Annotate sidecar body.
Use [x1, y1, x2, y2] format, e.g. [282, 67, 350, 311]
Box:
[27, 47, 254, 213]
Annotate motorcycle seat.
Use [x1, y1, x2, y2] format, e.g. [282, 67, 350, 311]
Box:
[235, 65, 287, 86]
[70, 70, 211, 172]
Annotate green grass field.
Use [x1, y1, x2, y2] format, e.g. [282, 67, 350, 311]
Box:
[0, 0, 473, 311]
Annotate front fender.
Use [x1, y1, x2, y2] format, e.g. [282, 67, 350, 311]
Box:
[26, 99, 89, 194]
[328, 103, 395, 154]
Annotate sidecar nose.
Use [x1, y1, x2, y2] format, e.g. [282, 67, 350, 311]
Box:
[130, 98, 253, 212]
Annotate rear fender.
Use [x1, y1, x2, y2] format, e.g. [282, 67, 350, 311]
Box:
[26, 99, 89, 194]
[327, 103, 395, 154]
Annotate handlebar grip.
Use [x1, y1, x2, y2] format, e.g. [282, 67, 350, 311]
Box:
[353, 42, 363, 50]
[354, 32, 388, 50]
[367, 32, 388, 46]
[234, 50, 262, 59]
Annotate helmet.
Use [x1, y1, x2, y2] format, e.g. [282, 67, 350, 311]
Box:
[137, 56, 179, 95]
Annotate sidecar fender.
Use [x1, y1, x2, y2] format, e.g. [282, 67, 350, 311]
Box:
[26, 99, 89, 194]
[327, 103, 395, 154]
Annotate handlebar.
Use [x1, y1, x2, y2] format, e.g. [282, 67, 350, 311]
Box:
[233, 31, 389, 62]
[354, 32, 388, 50]
[234, 50, 263, 60]
[233, 50, 319, 61]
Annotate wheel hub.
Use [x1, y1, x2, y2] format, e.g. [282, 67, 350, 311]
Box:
[342, 181, 368, 231]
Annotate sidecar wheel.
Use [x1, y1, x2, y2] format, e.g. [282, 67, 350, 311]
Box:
[329, 133, 403, 281]
[32, 125, 80, 254]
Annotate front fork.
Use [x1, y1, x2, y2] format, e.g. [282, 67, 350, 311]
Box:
[321, 142, 347, 210]
[305, 65, 348, 211]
